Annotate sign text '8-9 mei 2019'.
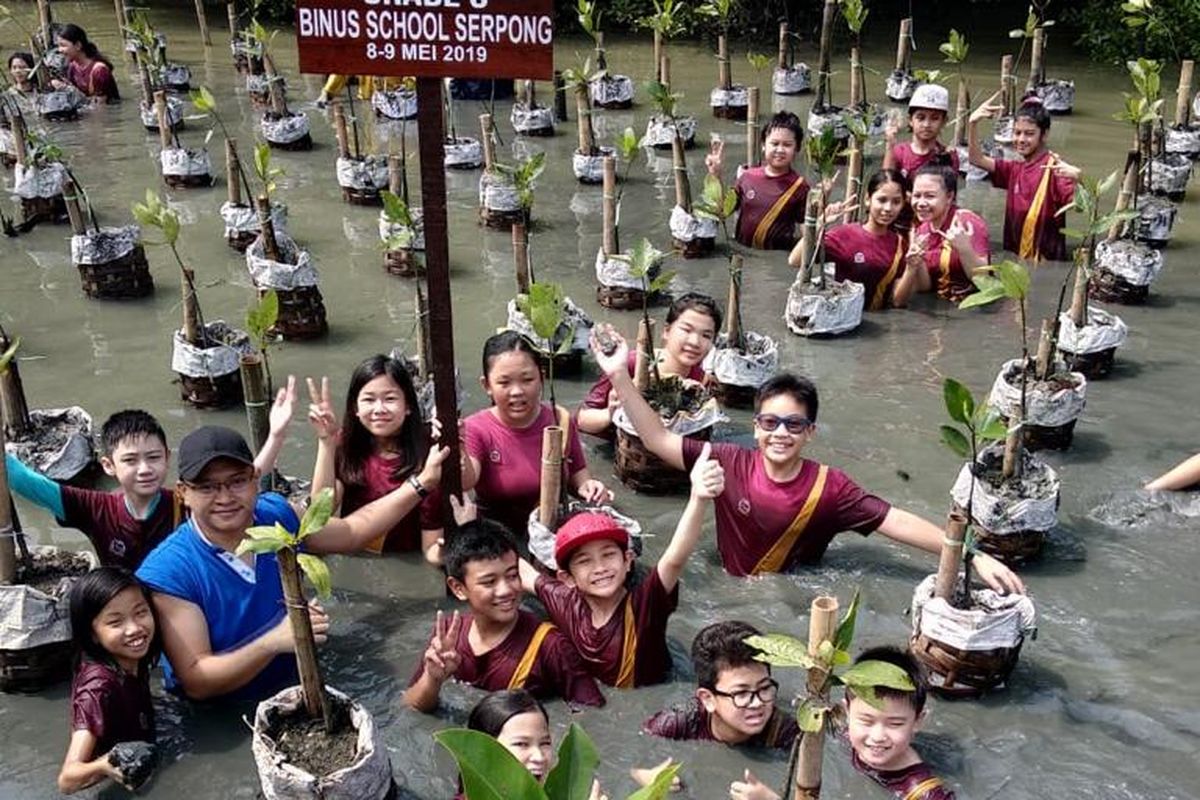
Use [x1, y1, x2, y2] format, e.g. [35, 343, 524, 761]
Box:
[295, 0, 554, 80]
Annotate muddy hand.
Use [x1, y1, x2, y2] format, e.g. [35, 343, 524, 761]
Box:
[590, 324, 630, 375]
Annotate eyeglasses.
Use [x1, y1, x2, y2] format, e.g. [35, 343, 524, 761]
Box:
[711, 679, 779, 709]
[184, 472, 254, 498]
[753, 414, 812, 435]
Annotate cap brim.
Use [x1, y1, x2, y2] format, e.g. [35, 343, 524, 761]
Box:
[180, 452, 255, 482]
[555, 527, 630, 565]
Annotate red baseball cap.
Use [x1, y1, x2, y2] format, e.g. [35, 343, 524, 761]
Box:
[554, 512, 629, 565]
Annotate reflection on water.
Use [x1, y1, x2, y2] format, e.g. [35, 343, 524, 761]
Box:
[2, 5, 1200, 799]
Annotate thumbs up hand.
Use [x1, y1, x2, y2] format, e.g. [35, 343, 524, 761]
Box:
[689, 442, 725, 500]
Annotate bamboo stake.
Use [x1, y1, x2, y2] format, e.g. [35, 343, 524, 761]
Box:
[36, 0, 51, 56]
[0, 419, 14, 584]
[842, 140, 862, 224]
[263, 52, 286, 116]
[797, 194, 820, 283]
[1068, 258, 1088, 328]
[602, 155, 617, 256]
[512, 222, 530, 295]
[815, 0, 837, 109]
[1028, 28, 1045, 92]
[226, 0, 239, 39]
[553, 69, 568, 122]
[387, 153, 403, 197]
[794, 596, 839, 800]
[154, 91, 173, 151]
[1175, 60, 1194, 128]
[1000, 55, 1014, 116]
[0, 330, 31, 437]
[746, 87, 760, 168]
[480, 113, 496, 172]
[194, 0, 213, 47]
[10, 113, 28, 167]
[115, 0, 131, 54]
[1033, 319, 1054, 382]
[138, 59, 155, 107]
[1107, 150, 1139, 242]
[276, 548, 332, 728]
[777, 22, 789, 71]
[718, 34, 731, 90]
[633, 318, 653, 391]
[894, 18, 912, 72]
[1001, 409, 1023, 481]
[672, 133, 691, 213]
[180, 268, 202, 346]
[660, 54, 671, 91]
[537, 427, 563, 528]
[594, 31, 606, 70]
[725, 255, 743, 345]
[226, 138, 242, 206]
[256, 194, 281, 262]
[240, 353, 270, 453]
[332, 101, 350, 159]
[934, 512, 968, 601]
[575, 81, 594, 155]
[952, 78, 969, 148]
[653, 30, 663, 83]
[849, 47, 863, 108]
[63, 179, 87, 235]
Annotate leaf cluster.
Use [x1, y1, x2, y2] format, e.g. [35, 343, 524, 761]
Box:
[639, 0, 687, 40]
[245, 290, 279, 354]
[643, 80, 681, 119]
[805, 127, 842, 181]
[746, 52, 772, 74]
[254, 142, 285, 197]
[380, 190, 416, 249]
[1008, 9, 1054, 39]
[839, 0, 868, 37]
[561, 57, 605, 91]
[1059, 170, 1137, 242]
[131, 189, 181, 247]
[939, 29, 969, 66]
[939, 378, 1006, 460]
[958, 260, 1030, 310]
[576, 0, 602, 42]
[24, 129, 65, 165]
[693, 174, 738, 224]
[234, 487, 335, 598]
[495, 152, 547, 210]
[612, 238, 673, 294]
[615, 126, 639, 163]
[515, 282, 581, 357]
[696, 0, 737, 29]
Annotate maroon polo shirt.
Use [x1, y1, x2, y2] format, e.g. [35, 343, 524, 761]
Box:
[59, 487, 175, 570]
[851, 750, 957, 799]
[70, 658, 155, 756]
[991, 149, 1075, 262]
[734, 167, 809, 250]
[642, 701, 798, 750]
[340, 451, 443, 553]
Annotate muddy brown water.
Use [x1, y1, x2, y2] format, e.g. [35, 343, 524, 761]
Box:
[3, 6, 1200, 798]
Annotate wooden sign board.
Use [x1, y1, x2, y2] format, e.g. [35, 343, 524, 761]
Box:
[295, 0, 554, 80]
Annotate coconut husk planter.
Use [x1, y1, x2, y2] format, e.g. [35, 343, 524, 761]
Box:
[172, 320, 252, 408]
[12, 161, 68, 226]
[160, 146, 214, 188]
[0, 547, 98, 693]
[443, 136, 483, 169]
[222, 201, 288, 252]
[1058, 307, 1127, 380]
[252, 685, 393, 800]
[909, 573, 1036, 698]
[1133, 196, 1177, 249]
[1090, 238, 1163, 304]
[246, 234, 328, 340]
[72, 225, 153, 299]
[1142, 153, 1192, 201]
[335, 156, 389, 205]
[590, 74, 634, 109]
[504, 297, 592, 377]
[641, 116, 696, 150]
[595, 247, 665, 311]
[33, 87, 85, 121]
[1165, 124, 1200, 159]
[668, 205, 717, 258]
[371, 87, 417, 121]
[612, 390, 724, 494]
[573, 146, 614, 185]
[528, 502, 642, 572]
[262, 111, 313, 151]
[140, 95, 183, 132]
[987, 359, 1086, 451]
[711, 86, 749, 121]
[4, 407, 96, 482]
[785, 276, 865, 337]
[380, 208, 424, 277]
[950, 444, 1059, 563]
[709, 332, 779, 409]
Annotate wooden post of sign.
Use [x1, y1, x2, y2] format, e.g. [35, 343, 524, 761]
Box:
[415, 77, 462, 503]
[195, 0, 213, 47]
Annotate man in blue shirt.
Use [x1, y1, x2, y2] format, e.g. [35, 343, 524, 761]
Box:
[137, 425, 449, 702]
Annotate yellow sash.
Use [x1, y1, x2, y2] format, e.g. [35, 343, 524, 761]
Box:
[936, 213, 957, 299]
[751, 464, 829, 575]
[614, 598, 638, 688]
[508, 622, 556, 690]
[902, 777, 947, 800]
[870, 234, 906, 311]
[1018, 153, 1057, 262]
[751, 175, 807, 249]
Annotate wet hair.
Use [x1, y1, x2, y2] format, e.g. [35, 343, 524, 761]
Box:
[338, 355, 428, 487]
[755, 373, 820, 422]
[760, 111, 804, 147]
[911, 164, 958, 197]
[467, 689, 549, 738]
[56, 24, 112, 70]
[69, 567, 161, 673]
[665, 291, 723, 333]
[444, 519, 519, 582]
[481, 330, 542, 382]
[100, 410, 168, 456]
[865, 168, 910, 198]
[8, 51, 34, 70]
[844, 646, 926, 714]
[1015, 97, 1051, 134]
[692, 620, 768, 691]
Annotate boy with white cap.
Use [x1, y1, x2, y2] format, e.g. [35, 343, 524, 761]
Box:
[883, 84, 960, 179]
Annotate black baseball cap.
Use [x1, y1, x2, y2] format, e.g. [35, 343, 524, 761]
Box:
[177, 426, 255, 482]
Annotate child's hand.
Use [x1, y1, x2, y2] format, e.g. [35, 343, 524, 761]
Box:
[730, 769, 779, 800]
[906, 232, 930, 266]
[417, 443, 452, 491]
[423, 610, 463, 683]
[1053, 159, 1082, 182]
[973, 552, 1026, 595]
[107, 741, 158, 791]
[268, 374, 298, 438]
[705, 137, 725, 176]
[630, 758, 683, 792]
[590, 324, 629, 376]
[306, 376, 340, 443]
[576, 478, 613, 505]
[884, 109, 902, 141]
[449, 493, 478, 526]
[587, 779, 608, 800]
[969, 91, 1004, 124]
[689, 442, 725, 500]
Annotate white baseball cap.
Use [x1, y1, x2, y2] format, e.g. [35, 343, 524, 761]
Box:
[909, 84, 950, 112]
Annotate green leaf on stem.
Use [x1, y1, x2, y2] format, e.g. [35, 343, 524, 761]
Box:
[840, 659, 917, 693]
[542, 723, 599, 800]
[940, 425, 971, 458]
[795, 699, 827, 733]
[299, 487, 335, 539]
[236, 523, 294, 555]
[942, 378, 975, 425]
[246, 290, 279, 349]
[297, 553, 332, 599]
[435, 729, 545, 800]
[628, 761, 681, 800]
[745, 633, 816, 669]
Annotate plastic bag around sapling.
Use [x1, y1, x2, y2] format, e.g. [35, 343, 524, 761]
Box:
[641, 115, 697, 148]
[1142, 153, 1192, 195]
[1094, 238, 1163, 286]
[379, 207, 425, 251]
[0, 547, 98, 650]
[71, 225, 139, 265]
[246, 72, 286, 97]
[668, 205, 719, 242]
[595, 245, 664, 290]
[12, 161, 67, 200]
[590, 74, 634, 105]
[612, 395, 725, 439]
[1165, 125, 1200, 158]
[910, 574, 1036, 652]
[140, 95, 183, 129]
[4, 409, 96, 483]
[1034, 79, 1075, 113]
[573, 146, 615, 182]
[708, 331, 779, 389]
[261, 112, 310, 144]
[1058, 307, 1128, 356]
[221, 201, 288, 237]
[511, 103, 554, 133]
[443, 136, 483, 168]
[1135, 196, 1177, 243]
[710, 85, 749, 109]
[528, 502, 643, 572]
[773, 65, 811, 95]
[163, 63, 191, 88]
[246, 232, 319, 290]
[160, 147, 212, 177]
[987, 358, 1086, 428]
[371, 87, 417, 120]
[806, 107, 848, 140]
[949, 443, 1059, 534]
[335, 155, 389, 191]
[504, 297, 593, 355]
[784, 278, 865, 337]
[479, 171, 523, 212]
[171, 321, 253, 379]
[885, 70, 918, 102]
[34, 86, 85, 117]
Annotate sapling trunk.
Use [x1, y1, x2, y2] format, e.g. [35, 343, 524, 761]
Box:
[256, 194, 281, 262]
[725, 255, 743, 350]
[895, 18, 912, 71]
[672, 134, 691, 213]
[1068, 253, 1089, 328]
[1033, 319, 1053, 382]
[1108, 151, 1139, 242]
[276, 548, 332, 730]
[512, 222, 530, 294]
[332, 102, 351, 159]
[797, 195, 819, 285]
[633, 317, 653, 392]
[226, 139, 243, 206]
[793, 595, 839, 800]
[746, 87, 760, 168]
[594, 31, 606, 70]
[263, 52, 287, 116]
[154, 91, 174, 150]
[194, 0, 212, 47]
[842, 139, 862, 224]
[180, 267, 203, 347]
[575, 83, 595, 155]
[0, 422, 15, 584]
[538, 426, 563, 529]
[63, 179, 86, 235]
[777, 22, 789, 70]
[480, 113, 496, 172]
[0, 330, 31, 437]
[1001, 407, 1024, 480]
[934, 512, 968, 602]
[1175, 60, 1195, 127]
[602, 155, 618, 255]
[1000, 55, 1015, 116]
[717, 34, 731, 91]
[815, 0, 837, 109]
[1027, 27, 1045, 92]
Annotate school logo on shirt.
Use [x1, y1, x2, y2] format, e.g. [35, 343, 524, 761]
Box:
[745, 188, 757, 200]
[737, 498, 752, 516]
[109, 539, 127, 558]
[489, 449, 501, 463]
[854, 251, 866, 264]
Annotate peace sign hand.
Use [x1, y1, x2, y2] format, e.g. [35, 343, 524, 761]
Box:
[423, 610, 463, 683]
[306, 376, 339, 444]
[705, 137, 725, 176]
[970, 91, 1005, 124]
[906, 232, 930, 265]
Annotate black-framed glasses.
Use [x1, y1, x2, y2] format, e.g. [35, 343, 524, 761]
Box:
[711, 679, 779, 709]
[183, 471, 255, 498]
[753, 414, 812, 435]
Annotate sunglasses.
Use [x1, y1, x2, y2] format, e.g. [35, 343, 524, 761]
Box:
[753, 414, 813, 435]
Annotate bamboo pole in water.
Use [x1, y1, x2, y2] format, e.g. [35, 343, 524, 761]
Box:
[575, 80, 594, 155]
[797, 194, 821, 284]
[10, 113, 27, 167]
[672, 133, 691, 213]
[777, 22, 789, 70]
[842, 139, 862, 224]
[194, 0, 213, 47]
[263, 52, 286, 116]
[226, 138, 242, 206]
[1068, 258, 1089, 328]
[1028, 28, 1045, 91]
[633, 318, 653, 392]
[553, 70, 568, 122]
[794, 595, 839, 800]
[256, 194, 281, 262]
[63, 179, 86, 235]
[538, 427, 563, 529]
[115, 0, 131, 58]
[894, 18, 912, 72]
[849, 47, 863, 108]
[952, 78, 969, 148]
[602, 155, 618, 256]
[1175, 60, 1194, 127]
[180, 268, 202, 346]
[240, 353, 270, 454]
[1000, 55, 1014, 116]
[332, 102, 350, 159]
[0, 419, 14, 584]
[653, 30, 663, 83]
[934, 512, 968, 601]
[718, 34, 731, 90]
[815, 0, 837, 109]
[1107, 150, 1139, 242]
[746, 87, 760, 168]
[276, 548, 332, 729]
[480, 113, 496, 172]
[512, 222, 530, 295]
[36, 0, 51, 55]
[1033, 319, 1054, 382]
[154, 91, 173, 151]
[226, 0, 238, 39]
[725, 255, 743, 345]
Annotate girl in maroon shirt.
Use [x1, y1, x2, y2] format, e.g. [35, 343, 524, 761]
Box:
[308, 355, 443, 558]
[58, 568, 158, 794]
[52, 24, 119, 103]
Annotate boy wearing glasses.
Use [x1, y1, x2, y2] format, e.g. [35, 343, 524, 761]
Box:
[589, 325, 1024, 594]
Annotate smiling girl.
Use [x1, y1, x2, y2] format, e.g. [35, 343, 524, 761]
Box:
[906, 164, 991, 302]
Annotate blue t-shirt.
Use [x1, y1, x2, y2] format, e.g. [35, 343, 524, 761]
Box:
[136, 493, 301, 703]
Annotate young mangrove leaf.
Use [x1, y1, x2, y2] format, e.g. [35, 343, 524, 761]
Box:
[746, 51, 772, 73]
[517, 282, 568, 344]
[940, 425, 971, 458]
[299, 487, 335, 539]
[297, 554, 332, 599]
[434, 729, 544, 800]
[939, 29, 969, 64]
[744, 633, 816, 669]
[380, 190, 414, 227]
[616, 126, 639, 161]
[627, 761, 682, 800]
[795, 699, 828, 733]
[246, 289, 279, 352]
[943, 378, 975, 426]
[832, 589, 862, 654]
[542, 723, 599, 800]
[839, 659, 917, 694]
[236, 523, 295, 555]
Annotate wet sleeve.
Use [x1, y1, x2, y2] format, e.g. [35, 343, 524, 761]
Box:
[641, 707, 685, 739]
[70, 670, 114, 742]
[827, 468, 891, 535]
[581, 374, 614, 410]
[545, 633, 606, 708]
[5, 452, 65, 519]
[533, 575, 574, 628]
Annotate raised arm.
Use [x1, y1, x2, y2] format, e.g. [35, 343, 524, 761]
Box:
[5, 451, 65, 518]
[657, 443, 723, 592]
[1145, 452, 1200, 491]
[967, 92, 1002, 174]
[253, 375, 298, 477]
[306, 376, 345, 510]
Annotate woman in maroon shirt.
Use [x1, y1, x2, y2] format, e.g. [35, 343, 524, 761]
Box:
[52, 25, 119, 103]
[906, 165, 991, 302]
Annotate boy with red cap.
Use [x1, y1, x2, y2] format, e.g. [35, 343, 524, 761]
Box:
[517, 444, 724, 688]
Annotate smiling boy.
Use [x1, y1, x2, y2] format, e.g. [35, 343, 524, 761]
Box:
[883, 84, 960, 180]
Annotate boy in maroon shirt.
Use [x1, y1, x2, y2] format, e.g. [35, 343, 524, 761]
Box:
[518, 444, 724, 687]
[403, 519, 605, 711]
[589, 325, 1025, 595]
[883, 84, 961, 180]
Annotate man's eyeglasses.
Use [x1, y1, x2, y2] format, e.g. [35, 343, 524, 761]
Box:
[184, 472, 254, 498]
[711, 679, 779, 708]
[753, 414, 812, 435]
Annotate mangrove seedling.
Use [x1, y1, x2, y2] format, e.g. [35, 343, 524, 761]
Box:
[840, 0, 870, 111]
[245, 289, 279, 392]
[561, 58, 603, 157]
[380, 189, 418, 251]
[515, 281, 576, 414]
[236, 487, 337, 730]
[941, 29, 972, 147]
[576, 0, 604, 64]
[696, 0, 737, 91]
[1114, 58, 1164, 186]
[612, 238, 675, 384]
[191, 85, 254, 197]
[494, 151, 547, 213]
[132, 188, 210, 348]
[1057, 169, 1136, 328]
[640, 0, 687, 81]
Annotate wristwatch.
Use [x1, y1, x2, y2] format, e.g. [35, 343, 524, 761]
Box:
[407, 474, 429, 499]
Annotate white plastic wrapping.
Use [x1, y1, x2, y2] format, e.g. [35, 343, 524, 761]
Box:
[0, 125, 15, 158]
[590, 74, 634, 106]
[1165, 125, 1200, 158]
[1034, 79, 1075, 113]
[1142, 154, 1192, 195]
[641, 115, 696, 148]
[252, 685, 392, 800]
[993, 115, 1014, 145]
[163, 63, 192, 88]
[34, 87, 85, 117]
[504, 297, 593, 355]
[71, 225, 138, 265]
[261, 112, 311, 144]
[595, 245, 664, 290]
[1095, 238, 1163, 287]
[710, 86, 749, 110]
[4, 408, 95, 482]
[949, 445, 1060, 534]
[379, 207, 425, 251]
[141, 95, 183, 129]
[0, 548, 98, 650]
[885, 70, 918, 102]
[528, 503, 643, 572]
[246, 233, 319, 290]
[12, 161, 67, 200]
[806, 108, 848, 140]
[612, 395, 725, 439]
[572, 146, 614, 182]
[784, 279, 865, 336]
[1135, 196, 1177, 243]
[160, 147, 212, 177]
[1058, 307, 1127, 355]
[957, 144, 991, 182]
[773, 65, 811, 95]
[669, 205, 718, 242]
[987, 359, 1086, 428]
[336, 156, 388, 191]
[171, 321, 252, 378]
[221, 201, 288, 237]
[911, 574, 1036, 652]
[709, 331, 779, 388]
[246, 73, 286, 97]
[1194, 93, 1200, 122]
[479, 171, 523, 212]
[443, 136, 483, 168]
[371, 87, 417, 120]
[511, 103, 554, 134]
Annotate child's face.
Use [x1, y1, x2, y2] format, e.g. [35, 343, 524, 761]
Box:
[8, 58, 32, 85]
[761, 127, 798, 172]
[496, 710, 554, 783]
[102, 433, 170, 501]
[910, 175, 952, 223]
[846, 694, 923, 772]
[1011, 117, 1046, 157]
[451, 551, 522, 624]
[56, 37, 81, 59]
[355, 373, 409, 440]
[867, 181, 906, 228]
[908, 109, 946, 143]
[699, 663, 779, 740]
[753, 393, 815, 468]
[662, 309, 717, 369]
[92, 585, 154, 672]
[482, 351, 543, 428]
[561, 539, 632, 600]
